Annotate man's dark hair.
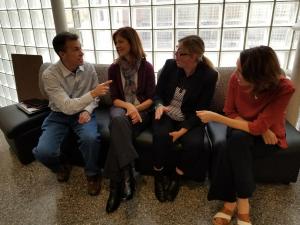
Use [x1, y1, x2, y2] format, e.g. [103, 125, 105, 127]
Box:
[52, 32, 79, 56]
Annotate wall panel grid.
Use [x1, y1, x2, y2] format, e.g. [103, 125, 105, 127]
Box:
[0, 0, 299, 108]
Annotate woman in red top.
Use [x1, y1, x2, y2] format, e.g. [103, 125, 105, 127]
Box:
[197, 46, 295, 225]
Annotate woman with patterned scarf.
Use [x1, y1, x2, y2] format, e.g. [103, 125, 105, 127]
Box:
[103, 27, 155, 213]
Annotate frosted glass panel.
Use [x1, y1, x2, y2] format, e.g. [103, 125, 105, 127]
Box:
[19, 10, 32, 28]
[6, 45, 16, 60]
[132, 7, 151, 29]
[34, 29, 48, 47]
[0, 46, 9, 59]
[137, 30, 152, 51]
[90, 0, 109, 6]
[31, 10, 45, 28]
[199, 4, 222, 28]
[224, 4, 247, 27]
[96, 51, 113, 64]
[154, 30, 174, 51]
[94, 30, 113, 50]
[91, 8, 111, 29]
[28, 0, 41, 9]
[246, 28, 269, 49]
[154, 6, 174, 28]
[3, 29, 14, 45]
[5, 0, 17, 9]
[176, 5, 197, 28]
[84, 50, 96, 64]
[154, 52, 173, 72]
[26, 47, 37, 55]
[8, 11, 20, 28]
[222, 29, 244, 50]
[43, 9, 55, 28]
[37, 48, 50, 63]
[269, 27, 293, 50]
[73, 9, 92, 29]
[220, 52, 240, 67]
[111, 7, 130, 29]
[12, 29, 24, 46]
[273, 2, 298, 26]
[16, 0, 28, 9]
[24, 29, 36, 46]
[176, 29, 197, 43]
[79, 30, 94, 50]
[204, 52, 218, 67]
[199, 29, 220, 51]
[16, 46, 26, 54]
[275, 51, 289, 69]
[0, 12, 10, 28]
[248, 3, 273, 27]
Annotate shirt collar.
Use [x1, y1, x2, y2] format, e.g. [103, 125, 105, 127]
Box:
[57, 60, 85, 77]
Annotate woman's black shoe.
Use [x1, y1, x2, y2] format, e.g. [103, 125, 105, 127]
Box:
[154, 171, 167, 202]
[106, 180, 121, 213]
[166, 172, 181, 201]
[122, 167, 135, 200]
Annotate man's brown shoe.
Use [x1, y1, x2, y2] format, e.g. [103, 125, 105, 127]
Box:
[87, 175, 101, 196]
[56, 164, 72, 182]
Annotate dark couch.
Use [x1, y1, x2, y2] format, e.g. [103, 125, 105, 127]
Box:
[0, 63, 299, 184]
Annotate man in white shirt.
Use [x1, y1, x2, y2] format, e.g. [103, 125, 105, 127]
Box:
[33, 32, 112, 196]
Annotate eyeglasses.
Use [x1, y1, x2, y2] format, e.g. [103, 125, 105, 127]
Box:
[174, 50, 190, 57]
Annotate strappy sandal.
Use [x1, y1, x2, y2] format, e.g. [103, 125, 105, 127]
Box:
[237, 214, 252, 225]
[213, 208, 235, 225]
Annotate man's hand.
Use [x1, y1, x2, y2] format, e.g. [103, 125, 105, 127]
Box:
[91, 80, 112, 98]
[78, 111, 91, 124]
[155, 105, 170, 120]
[126, 103, 142, 124]
[262, 129, 278, 145]
[196, 110, 218, 123]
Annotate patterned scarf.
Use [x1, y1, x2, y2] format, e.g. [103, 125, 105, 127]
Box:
[118, 57, 141, 104]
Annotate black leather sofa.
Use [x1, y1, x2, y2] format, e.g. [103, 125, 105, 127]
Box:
[0, 63, 299, 184]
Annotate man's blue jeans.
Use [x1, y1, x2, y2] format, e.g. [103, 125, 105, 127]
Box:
[32, 111, 101, 177]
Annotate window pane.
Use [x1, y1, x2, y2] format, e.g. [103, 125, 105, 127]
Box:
[28, 0, 41, 9]
[16, 46, 26, 54]
[91, 8, 110, 29]
[111, 7, 130, 29]
[49, 48, 59, 63]
[110, 0, 129, 6]
[37, 48, 50, 63]
[132, 7, 151, 29]
[65, 9, 75, 28]
[96, 51, 113, 64]
[73, 8, 91, 29]
[154, 30, 174, 51]
[154, 52, 173, 72]
[43, 9, 55, 28]
[6, 46, 16, 60]
[176, 5, 197, 28]
[26, 47, 37, 55]
[288, 50, 295, 71]
[220, 52, 239, 67]
[153, 0, 174, 5]
[5, 0, 17, 9]
[0, 29, 5, 44]
[84, 50, 96, 64]
[34, 29, 48, 47]
[204, 52, 218, 67]
[222, 29, 244, 50]
[3, 29, 14, 45]
[137, 30, 152, 51]
[130, 0, 151, 5]
[0, 11, 10, 28]
[94, 30, 113, 50]
[46, 29, 56, 47]
[71, 0, 89, 7]
[269, 27, 293, 50]
[293, 31, 299, 49]
[154, 6, 174, 28]
[90, 0, 109, 6]
[8, 11, 20, 28]
[273, 2, 299, 26]
[16, 0, 28, 9]
[7, 75, 16, 88]
[199, 29, 220, 51]
[12, 29, 24, 46]
[31, 10, 45, 28]
[79, 30, 94, 50]
[176, 29, 197, 43]
[0, 46, 8, 60]
[248, 3, 273, 27]
[19, 10, 32, 28]
[245, 28, 269, 49]
[41, 0, 51, 8]
[275, 51, 289, 69]
[224, 3, 247, 27]
[199, 4, 222, 28]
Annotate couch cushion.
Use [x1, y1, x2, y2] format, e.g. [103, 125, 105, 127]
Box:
[210, 67, 235, 113]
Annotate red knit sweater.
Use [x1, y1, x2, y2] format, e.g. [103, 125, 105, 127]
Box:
[224, 72, 295, 149]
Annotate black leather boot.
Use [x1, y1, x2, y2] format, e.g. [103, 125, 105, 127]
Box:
[122, 166, 135, 200]
[154, 170, 167, 202]
[166, 171, 181, 201]
[106, 180, 122, 213]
